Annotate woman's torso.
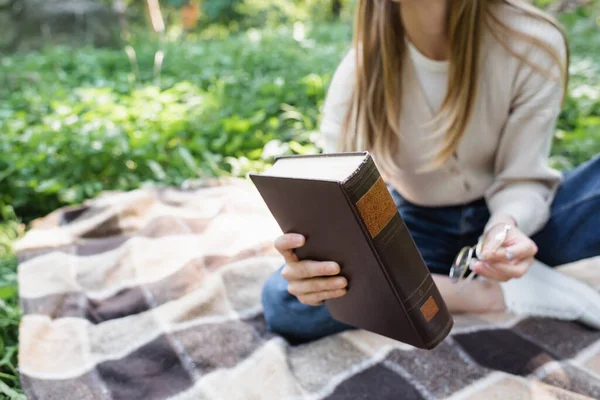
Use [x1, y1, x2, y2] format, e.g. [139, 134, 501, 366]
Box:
[320, 3, 564, 208]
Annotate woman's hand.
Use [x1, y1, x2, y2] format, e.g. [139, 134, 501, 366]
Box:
[472, 218, 539, 282]
[274, 233, 348, 306]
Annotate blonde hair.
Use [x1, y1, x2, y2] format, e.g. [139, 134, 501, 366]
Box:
[338, 0, 569, 173]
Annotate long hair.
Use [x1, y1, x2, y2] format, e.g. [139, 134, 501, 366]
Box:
[338, 0, 569, 174]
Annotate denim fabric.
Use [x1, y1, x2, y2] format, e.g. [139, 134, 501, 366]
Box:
[261, 265, 355, 343]
[531, 154, 600, 266]
[386, 191, 490, 276]
[261, 154, 600, 343]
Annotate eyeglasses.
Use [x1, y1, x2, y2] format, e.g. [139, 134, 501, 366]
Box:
[449, 223, 512, 287]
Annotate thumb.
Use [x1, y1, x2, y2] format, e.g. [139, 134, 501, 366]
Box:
[274, 233, 304, 263]
[479, 224, 514, 260]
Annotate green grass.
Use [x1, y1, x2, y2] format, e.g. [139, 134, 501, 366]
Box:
[551, 5, 600, 170]
[0, 207, 24, 399]
[0, 4, 598, 397]
[0, 23, 353, 222]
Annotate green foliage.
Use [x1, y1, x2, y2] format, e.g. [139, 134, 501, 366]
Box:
[551, 6, 600, 169]
[201, 0, 241, 25]
[105, 0, 352, 33]
[0, 23, 352, 221]
[534, 0, 557, 8]
[0, 207, 24, 399]
[1, 7, 599, 221]
[198, 0, 351, 30]
[2, 8, 598, 222]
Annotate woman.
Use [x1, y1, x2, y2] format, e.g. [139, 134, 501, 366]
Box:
[261, 0, 600, 343]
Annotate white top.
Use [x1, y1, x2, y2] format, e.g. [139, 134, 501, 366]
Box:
[318, 4, 566, 236]
[406, 40, 449, 113]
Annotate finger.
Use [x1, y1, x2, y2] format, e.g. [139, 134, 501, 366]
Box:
[489, 258, 532, 279]
[298, 288, 347, 306]
[274, 234, 305, 263]
[492, 241, 538, 263]
[472, 261, 512, 282]
[288, 276, 348, 297]
[480, 227, 513, 257]
[281, 260, 340, 281]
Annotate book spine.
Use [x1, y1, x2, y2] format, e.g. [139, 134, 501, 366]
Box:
[342, 156, 452, 348]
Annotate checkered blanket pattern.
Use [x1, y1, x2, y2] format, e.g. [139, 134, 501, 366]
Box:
[15, 179, 600, 400]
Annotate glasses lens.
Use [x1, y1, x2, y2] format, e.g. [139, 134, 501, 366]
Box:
[450, 247, 472, 283]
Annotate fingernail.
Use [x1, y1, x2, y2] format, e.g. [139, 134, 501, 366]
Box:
[292, 235, 304, 245]
[335, 277, 347, 288]
[327, 262, 339, 274]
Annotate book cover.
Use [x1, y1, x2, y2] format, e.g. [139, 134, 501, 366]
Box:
[250, 151, 453, 349]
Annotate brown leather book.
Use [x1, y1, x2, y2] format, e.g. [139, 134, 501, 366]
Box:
[249, 151, 453, 349]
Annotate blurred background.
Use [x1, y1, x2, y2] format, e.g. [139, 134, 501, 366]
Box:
[0, 0, 598, 397]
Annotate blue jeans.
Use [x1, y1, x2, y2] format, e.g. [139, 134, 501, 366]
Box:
[261, 155, 600, 343]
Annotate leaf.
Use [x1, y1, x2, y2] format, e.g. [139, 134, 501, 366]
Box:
[0, 380, 26, 400]
[201, 151, 229, 176]
[211, 133, 229, 150]
[0, 286, 16, 300]
[58, 187, 81, 204]
[147, 160, 167, 181]
[224, 135, 244, 154]
[223, 117, 252, 133]
[0, 346, 17, 367]
[35, 179, 61, 194]
[289, 141, 317, 155]
[177, 147, 201, 176]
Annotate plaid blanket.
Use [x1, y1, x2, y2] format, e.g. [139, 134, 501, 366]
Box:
[16, 178, 600, 400]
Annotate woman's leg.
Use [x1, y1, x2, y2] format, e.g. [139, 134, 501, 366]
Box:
[532, 154, 600, 265]
[433, 274, 506, 314]
[388, 189, 507, 314]
[261, 264, 354, 343]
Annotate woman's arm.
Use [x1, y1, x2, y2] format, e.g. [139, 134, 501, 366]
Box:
[484, 28, 567, 237]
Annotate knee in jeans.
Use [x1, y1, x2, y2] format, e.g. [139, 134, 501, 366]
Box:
[262, 267, 310, 337]
[261, 267, 354, 342]
[261, 270, 288, 330]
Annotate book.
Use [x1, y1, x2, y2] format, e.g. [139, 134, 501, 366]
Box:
[249, 151, 453, 349]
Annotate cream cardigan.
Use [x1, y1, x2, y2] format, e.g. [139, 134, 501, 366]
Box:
[319, 4, 566, 236]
